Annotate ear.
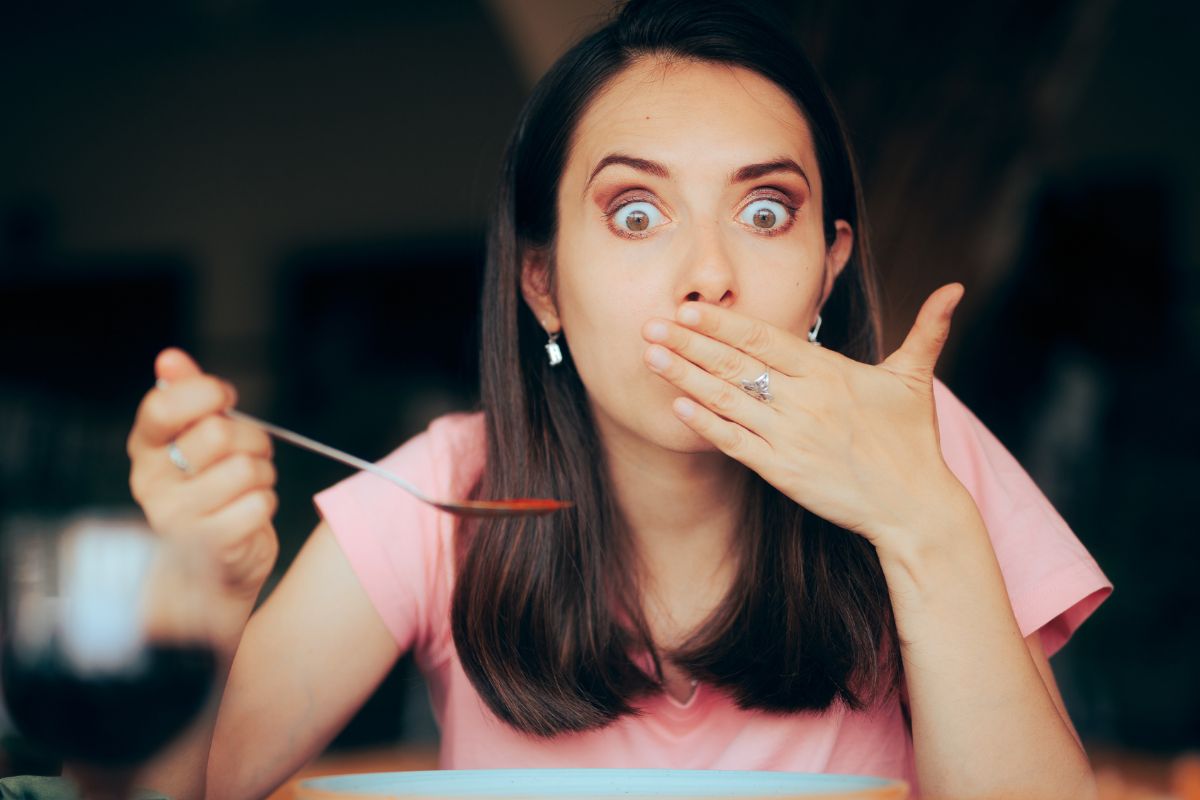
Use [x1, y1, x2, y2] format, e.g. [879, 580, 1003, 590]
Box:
[819, 219, 853, 308]
[520, 246, 560, 331]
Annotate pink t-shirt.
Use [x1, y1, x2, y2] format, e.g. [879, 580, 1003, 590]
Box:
[313, 377, 1111, 791]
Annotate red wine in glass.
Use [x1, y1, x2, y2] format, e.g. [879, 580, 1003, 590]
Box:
[2, 639, 216, 767]
[1, 515, 220, 797]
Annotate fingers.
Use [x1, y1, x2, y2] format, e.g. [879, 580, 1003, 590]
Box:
[674, 301, 828, 377]
[139, 450, 275, 528]
[196, 489, 280, 589]
[170, 453, 277, 519]
[200, 488, 278, 539]
[127, 349, 279, 596]
[129, 372, 236, 454]
[643, 339, 777, 434]
[169, 414, 272, 476]
[670, 396, 776, 476]
[155, 347, 204, 384]
[131, 413, 273, 522]
[643, 318, 770, 386]
[128, 350, 263, 518]
[883, 283, 965, 379]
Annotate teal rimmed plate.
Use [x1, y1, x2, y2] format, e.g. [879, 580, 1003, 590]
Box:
[296, 769, 908, 799]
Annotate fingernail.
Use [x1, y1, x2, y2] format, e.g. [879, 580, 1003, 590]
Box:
[678, 306, 701, 326]
[156, 378, 169, 390]
[645, 321, 669, 341]
[673, 397, 696, 418]
[647, 346, 671, 371]
[946, 289, 964, 318]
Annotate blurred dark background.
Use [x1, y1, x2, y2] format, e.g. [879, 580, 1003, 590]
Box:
[1, 0, 1197, 783]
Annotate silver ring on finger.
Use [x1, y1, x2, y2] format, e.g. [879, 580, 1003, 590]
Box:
[740, 370, 774, 404]
[167, 440, 194, 475]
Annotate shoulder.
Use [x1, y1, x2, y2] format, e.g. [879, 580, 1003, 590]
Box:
[930, 377, 1112, 655]
[932, 376, 1061, 511]
[373, 409, 487, 498]
[312, 410, 487, 661]
[932, 376, 1071, 519]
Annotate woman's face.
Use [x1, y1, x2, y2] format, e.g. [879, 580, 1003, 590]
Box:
[523, 56, 853, 454]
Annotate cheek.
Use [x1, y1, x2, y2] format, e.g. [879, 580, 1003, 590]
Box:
[551, 245, 681, 432]
[557, 259, 659, 377]
[553, 214, 672, 357]
[731, 230, 828, 333]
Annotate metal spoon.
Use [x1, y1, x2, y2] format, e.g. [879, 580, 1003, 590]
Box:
[225, 409, 572, 518]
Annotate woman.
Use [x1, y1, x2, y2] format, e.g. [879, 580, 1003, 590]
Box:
[127, 1, 1111, 797]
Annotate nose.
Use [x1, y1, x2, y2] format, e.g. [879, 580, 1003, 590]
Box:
[677, 225, 736, 307]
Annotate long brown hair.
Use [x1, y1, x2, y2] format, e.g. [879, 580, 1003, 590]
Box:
[451, 0, 896, 737]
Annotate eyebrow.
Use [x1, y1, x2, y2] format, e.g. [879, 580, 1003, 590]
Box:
[584, 153, 811, 195]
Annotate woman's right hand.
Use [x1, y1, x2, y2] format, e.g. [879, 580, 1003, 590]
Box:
[126, 348, 279, 604]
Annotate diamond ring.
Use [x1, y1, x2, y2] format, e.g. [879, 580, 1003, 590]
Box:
[740, 371, 773, 404]
[167, 441, 194, 475]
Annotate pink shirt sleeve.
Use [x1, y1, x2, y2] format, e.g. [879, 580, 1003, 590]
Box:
[933, 378, 1112, 655]
[311, 412, 485, 670]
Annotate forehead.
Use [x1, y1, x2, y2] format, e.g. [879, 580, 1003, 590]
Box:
[567, 57, 818, 185]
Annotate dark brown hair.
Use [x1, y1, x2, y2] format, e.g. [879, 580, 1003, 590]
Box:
[452, 0, 897, 737]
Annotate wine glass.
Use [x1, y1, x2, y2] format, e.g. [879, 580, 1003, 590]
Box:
[0, 512, 220, 799]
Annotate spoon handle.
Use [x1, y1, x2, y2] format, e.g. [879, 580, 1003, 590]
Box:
[224, 409, 428, 501]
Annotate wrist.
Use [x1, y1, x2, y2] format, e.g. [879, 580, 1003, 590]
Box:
[208, 591, 259, 653]
[873, 472, 989, 582]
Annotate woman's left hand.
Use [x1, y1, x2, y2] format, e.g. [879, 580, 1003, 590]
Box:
[641, 282, 970, 553]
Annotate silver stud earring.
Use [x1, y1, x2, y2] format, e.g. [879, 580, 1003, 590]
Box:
[808, 314, 823, 347]
[544, 326, 563, 366]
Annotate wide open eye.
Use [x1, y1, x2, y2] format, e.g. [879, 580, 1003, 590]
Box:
[610, 201, 667, 235]
[738, 198, 793, 232]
